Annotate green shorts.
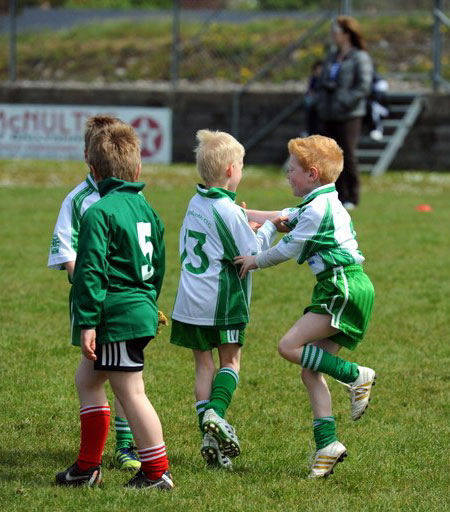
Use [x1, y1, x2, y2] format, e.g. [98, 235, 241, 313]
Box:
[305, 264, 375, 351]
[170, 319, 246, 351]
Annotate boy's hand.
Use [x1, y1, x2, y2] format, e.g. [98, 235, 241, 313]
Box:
[248, 220, 262, 232]
[81, 329, 97, 360]
[271, 215, 291, 232]
[234, 255, 258, 279]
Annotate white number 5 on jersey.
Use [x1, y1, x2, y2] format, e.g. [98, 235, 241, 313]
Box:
[137, 222, 154, 281]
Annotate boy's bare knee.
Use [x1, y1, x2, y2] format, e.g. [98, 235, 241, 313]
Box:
[218, 345, 241, 373]
[222, 360, 240, 373]
[278, 337, 290, 359]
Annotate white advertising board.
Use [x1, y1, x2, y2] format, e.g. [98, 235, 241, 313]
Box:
[0, 104, 172, 163]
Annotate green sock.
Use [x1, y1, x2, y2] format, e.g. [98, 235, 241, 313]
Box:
[207, 367, 239, 418]
[115, 416, 133, 451]
[195, 400, 209, 434]
[313, 416, 338, 450]
[301, 344, 359, 383]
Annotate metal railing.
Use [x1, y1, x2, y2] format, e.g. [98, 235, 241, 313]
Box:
[432, 0, 450, 91]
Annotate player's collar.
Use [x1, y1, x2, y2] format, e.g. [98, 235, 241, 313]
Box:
[297, 184, 336, 207]
[196, 184, 236, 201]
[86, 172, 99, 191]
[98, 177, 145, 197]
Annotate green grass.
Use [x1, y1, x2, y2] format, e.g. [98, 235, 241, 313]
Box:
[1, 162, 449, 511]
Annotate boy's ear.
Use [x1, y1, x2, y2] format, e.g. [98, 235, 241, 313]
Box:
[134, 163, 142, 181]
[225, 163, 233, 178]
[309, 166, 319, 181]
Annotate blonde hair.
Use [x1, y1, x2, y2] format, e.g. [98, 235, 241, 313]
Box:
[194, 129, 245, 184]
[87, 123, 141, 182]
[84, 115, 124, 151]
[288, 135, 343, 184]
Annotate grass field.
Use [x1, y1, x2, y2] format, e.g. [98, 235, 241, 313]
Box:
[1, 161, 449, 511]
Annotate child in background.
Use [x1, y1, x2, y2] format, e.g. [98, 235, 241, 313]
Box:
[235, 135, 376, 478]
[48, 115, 141, 472]
[170, 129, 278, 469]
[303, 60, 324, 137]
[56, 122, 173, 490]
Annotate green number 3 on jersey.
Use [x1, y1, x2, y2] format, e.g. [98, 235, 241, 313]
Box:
[181, 229, 210, 275]
[137, 222, 154, 281]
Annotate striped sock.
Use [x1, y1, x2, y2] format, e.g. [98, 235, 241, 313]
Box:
[313, 416, 338, 450]
[115, 416, 133, 450]
[138, 443, 169, 481]
[195, 400, 210, 433]
[300, 344, 359, 383]
[207, 367, 239, 418]
[77, 404, 110, 471]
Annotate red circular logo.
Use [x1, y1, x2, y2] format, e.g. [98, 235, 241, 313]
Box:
[131, 116, 163, 158]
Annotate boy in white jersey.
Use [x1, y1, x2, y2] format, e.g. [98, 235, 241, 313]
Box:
[48, 116, 141, 472]
[170, 129, 277, 469]
[235, 135, 376, 478]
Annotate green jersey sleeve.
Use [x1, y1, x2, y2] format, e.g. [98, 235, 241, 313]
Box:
[72, 206, 109, 328]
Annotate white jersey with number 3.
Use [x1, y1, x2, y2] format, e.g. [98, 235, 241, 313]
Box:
[172, 184, 276, 327]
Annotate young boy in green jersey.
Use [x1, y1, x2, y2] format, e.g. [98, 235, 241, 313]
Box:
[55, 122, 173, 490]
[170, 129, 278, 469]
[235, 135, 376, 478]
[48, 115, 141, 471]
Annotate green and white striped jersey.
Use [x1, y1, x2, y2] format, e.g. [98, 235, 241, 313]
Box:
[258, 184, 364, 275]
[172, 184, 277, 327]
[48, 173, 99, 270]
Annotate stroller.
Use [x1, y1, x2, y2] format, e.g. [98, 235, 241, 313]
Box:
[366, 72, 389, 141]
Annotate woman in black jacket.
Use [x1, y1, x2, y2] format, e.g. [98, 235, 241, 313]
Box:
[316, 16, 373, 209]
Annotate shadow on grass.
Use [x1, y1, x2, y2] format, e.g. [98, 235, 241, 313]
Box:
[0, 447, 75, 481]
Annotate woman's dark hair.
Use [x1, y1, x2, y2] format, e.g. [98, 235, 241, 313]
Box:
[336, 15, 367, 51]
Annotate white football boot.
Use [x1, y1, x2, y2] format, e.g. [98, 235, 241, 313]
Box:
[202, 409, 240, 457]
[201, 433, 233, 470]
[308, 441, 347, 478]
[347, 366, 377, 421]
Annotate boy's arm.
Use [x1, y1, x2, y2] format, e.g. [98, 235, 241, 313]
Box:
[72, 207, 109, 330]
[254, 220, 278, 251]
[234, 208, 318, 277]
[80, 329, 97, 360]
[245, 208, 281, 224]
[228, 206, 278, 257]
[235, 246, 290, 278]
[64, 261, 75, 279]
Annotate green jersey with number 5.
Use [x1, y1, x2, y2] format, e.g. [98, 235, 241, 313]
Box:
[172, 184, 277, 327]
[72, 177, 165, 344]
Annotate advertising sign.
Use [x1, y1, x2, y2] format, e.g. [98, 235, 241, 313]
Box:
[0, 104, 172, 163]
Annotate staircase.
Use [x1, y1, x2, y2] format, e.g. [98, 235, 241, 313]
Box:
[357, 93, 423, 176]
